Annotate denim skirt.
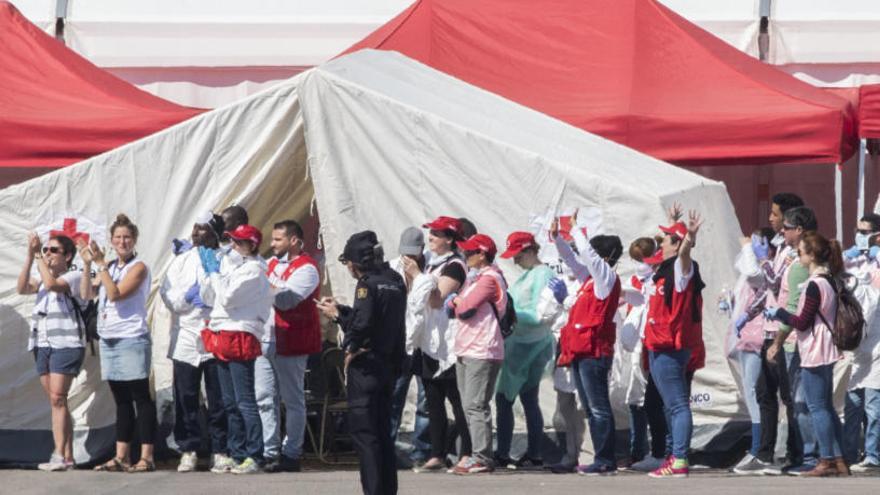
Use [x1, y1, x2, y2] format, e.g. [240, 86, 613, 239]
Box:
[99, 334, 152, 381]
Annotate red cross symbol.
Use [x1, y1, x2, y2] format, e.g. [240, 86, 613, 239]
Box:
[50, 218, 90, 245]
[556, 216, 587, 242]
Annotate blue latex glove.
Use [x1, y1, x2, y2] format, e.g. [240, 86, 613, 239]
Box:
[198, 246, 220, 274]
[844, 245, 862, 260]
[763, 307, 780, 321]
[548, 277, 568, 304]
[444, 292, 458, 319]
[734, 314, 749, 337]
[870, 245, 880, 260]
[172, 238, 192, 255]
[751, 235, 770, 261]
[184, 282, 209, 309]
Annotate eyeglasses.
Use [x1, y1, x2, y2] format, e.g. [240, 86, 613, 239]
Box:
[782, 224, 797, 231]
[41, 246, 62, 255]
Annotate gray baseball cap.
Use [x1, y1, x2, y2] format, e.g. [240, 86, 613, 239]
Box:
[398, 227, 425, 256]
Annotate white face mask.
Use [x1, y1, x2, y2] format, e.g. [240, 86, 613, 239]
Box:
[635, 262, 653, 280]
[855, 232, 872, 251]
[226, 249, 244, 268]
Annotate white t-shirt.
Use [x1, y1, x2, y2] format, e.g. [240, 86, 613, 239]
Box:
[97, 259, 151, 339]
[30, 270, 85, 350]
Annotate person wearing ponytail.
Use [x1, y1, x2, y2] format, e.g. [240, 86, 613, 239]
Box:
[17, 233, 86, 472]
[764, 232, 848, 477]
[643, 210, 705, 478]
[549, 210, 623, 476]
[79, 214, 156, 473]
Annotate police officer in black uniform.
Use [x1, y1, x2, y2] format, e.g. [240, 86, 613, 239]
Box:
[317, 231, 406, 495]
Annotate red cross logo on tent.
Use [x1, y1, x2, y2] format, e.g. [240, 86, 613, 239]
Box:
[50, 218, 90, 245]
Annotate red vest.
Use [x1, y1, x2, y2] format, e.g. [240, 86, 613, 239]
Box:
[644, 275, 703, 360]
[558, 276, 621, 366]
[268, 254, 321, 356]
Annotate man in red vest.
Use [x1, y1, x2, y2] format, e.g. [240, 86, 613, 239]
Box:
[644, 210, 705, 478]
[266, 220, 321, 472]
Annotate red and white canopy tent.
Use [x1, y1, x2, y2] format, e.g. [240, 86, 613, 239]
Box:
[345, 0, 860, 237]
[0, 2, 203, 187]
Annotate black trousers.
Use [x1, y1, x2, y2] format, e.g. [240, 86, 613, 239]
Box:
[173, 359, 227, 454]
[423, 375, 472, 459]
[108, 379, 156, 444]
[644, 374, 669, 459]
[347, 353, 397, 495]
[755, 338, 800, 464]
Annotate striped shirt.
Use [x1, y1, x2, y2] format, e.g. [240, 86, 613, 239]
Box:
[30, 270, 85, 350]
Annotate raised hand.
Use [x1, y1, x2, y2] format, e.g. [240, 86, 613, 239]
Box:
[549, 218, 560, 240]
[89, 241, 106, 265]
[686, 210, 703, 237]
[667, 202, 683, 223]
[27, 232, 41, 256]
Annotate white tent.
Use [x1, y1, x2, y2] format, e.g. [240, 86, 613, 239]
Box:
[0, 49, 745, 463]
[769, 0, 880, 87]
[657, 0, 760, 57]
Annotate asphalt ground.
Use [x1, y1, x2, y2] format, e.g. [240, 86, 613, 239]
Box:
[4, 463, 880, 495]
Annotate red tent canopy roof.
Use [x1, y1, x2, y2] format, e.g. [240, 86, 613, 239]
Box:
[0, 2, 203, 169]
[345, 0, 857, 166]
[859, 85, 880, 139]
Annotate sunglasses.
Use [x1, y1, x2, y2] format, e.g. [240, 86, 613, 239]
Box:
[41, 246, 62, 255]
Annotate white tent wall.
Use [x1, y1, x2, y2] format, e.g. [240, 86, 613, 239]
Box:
[657, 0, 760, 57]
[9, 0, 55, 31]
[0, 70, 313, 463]
[304, 51, 747, 452]
[770, 0, 880, 87]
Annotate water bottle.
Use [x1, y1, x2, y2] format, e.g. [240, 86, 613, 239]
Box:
[717, 286, 732, 317]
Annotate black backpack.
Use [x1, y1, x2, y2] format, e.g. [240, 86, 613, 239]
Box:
[817, 274, 865, 352]
[70, 297, 100, 355]
[489, 292, 517, 339]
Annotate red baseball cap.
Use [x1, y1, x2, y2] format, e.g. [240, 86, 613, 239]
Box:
[500, 231, 537, 259]
[228, 224, 263, 247]
[423, 216, 464, 239]
[659, 221, 687, 240]
[458, 234, 497, 258]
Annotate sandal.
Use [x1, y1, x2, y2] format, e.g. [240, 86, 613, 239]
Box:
[127, 459, 156, 473]
[93, 458, 130, 472]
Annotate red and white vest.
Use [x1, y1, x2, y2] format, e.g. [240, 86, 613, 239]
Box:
[644, 274, 704, 372]
[557, 275, 621, 366]
[268, 254, 321, 356]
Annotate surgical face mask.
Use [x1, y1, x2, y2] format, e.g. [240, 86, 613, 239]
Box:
[226, 249, 244, 267]
[855, 232, 871, 251]
[634, 262, 653, 280]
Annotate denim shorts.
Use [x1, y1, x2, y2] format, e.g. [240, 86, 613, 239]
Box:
[99, 335, 152, 381]
[33, 346, 85, 376]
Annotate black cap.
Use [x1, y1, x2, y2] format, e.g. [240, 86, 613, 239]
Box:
[339, 231, 381, 265]
[208, 214, 226, 241]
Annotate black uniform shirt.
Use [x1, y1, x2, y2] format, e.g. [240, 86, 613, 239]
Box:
[337, 262, 407, 366]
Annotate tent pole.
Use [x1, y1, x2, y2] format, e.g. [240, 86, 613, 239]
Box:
[858, 138, 867, 218]
[835, 163, 843, 242]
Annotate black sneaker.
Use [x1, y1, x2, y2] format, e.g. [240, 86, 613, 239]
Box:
[278, 456, 301, 472]
[262, 457, 281, 473]
[511, 457, 544, 471]
[494, 454, 515, 470]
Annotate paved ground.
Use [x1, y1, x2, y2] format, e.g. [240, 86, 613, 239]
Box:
[4, 466, 880, 495]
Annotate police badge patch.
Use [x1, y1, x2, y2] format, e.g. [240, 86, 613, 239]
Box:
[357, 287, 368, 299]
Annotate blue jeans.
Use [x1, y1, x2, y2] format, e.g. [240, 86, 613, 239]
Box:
[788, 350, 818, 464]
[496, 385, 544, 460]
[801, 363, 843, 460]
[254, 343, 280, 459]
[843, 388, 880, 464]
[649, 349, 692, 460]
[628, 405, 647, 461]
[217, 359, 264, 463]
[390, 358, 430, 462]
[572, 357, 615, 467]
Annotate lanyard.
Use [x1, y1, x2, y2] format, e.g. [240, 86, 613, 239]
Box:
[102, 256, 135, 311]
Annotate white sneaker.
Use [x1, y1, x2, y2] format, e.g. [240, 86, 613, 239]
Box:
[630, 456, 664, 472]
[37, 453, 69, 472]
[851, 459, 880, 473]
[177, 451, 198, 473]
[210, 454, 236, 474]
[231, 457, 261, 475]
[732, 454, 768, 475]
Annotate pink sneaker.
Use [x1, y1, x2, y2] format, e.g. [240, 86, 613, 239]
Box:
[648, 456, 688, 478]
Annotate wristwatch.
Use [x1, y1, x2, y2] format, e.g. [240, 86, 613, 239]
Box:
[34, 253, 42, 260]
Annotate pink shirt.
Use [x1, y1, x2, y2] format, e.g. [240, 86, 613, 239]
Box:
[453, 265, 507, 361]
[796, 275, 842, 368]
